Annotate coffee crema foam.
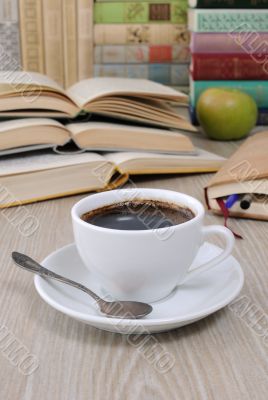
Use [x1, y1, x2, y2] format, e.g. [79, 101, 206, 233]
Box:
[81, 199, 195, 231]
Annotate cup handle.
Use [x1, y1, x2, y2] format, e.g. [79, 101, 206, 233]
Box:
[180, 225, 235, 285]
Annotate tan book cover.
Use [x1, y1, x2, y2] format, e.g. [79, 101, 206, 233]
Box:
[94, 24, 189, 45]
[77, 0, 93, 80]
[19, 0, 44, 72]
[62, 0, 77, 88]
[205, 131, 268, 220]
[43, 0, 64, 86]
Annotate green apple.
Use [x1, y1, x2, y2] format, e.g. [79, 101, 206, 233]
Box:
[196, 88, 258, 140]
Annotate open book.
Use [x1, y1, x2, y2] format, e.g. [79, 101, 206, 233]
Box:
[205, 131, 268, 220]
[0, 118, 195, 156]
[0, 149, 225, 207]
[0, 71, 194, 131]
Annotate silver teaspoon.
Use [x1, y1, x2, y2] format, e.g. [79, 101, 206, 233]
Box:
[12, 252, 153, 319]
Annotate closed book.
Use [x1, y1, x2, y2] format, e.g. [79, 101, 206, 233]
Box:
[77, 0, 93, 80]
[190, 78, 268, 109]
[43, 0, 64, 86]
[62, 0, 77, 88]
[191, 32, 268, 54]
[189, 106, 268, 126]
[205, 131, 268, 221]
[94, 44, 190, 64]
[0, 22, 21, 70]
[191, 53, 268, 80]
[94, 64, 189, 86]
[94, 1, 187, 24]
[188, 9, 268, 33]
[189, 0, 268, 8]
[19, 0, 44, 73]
[94, 24, 189, 45]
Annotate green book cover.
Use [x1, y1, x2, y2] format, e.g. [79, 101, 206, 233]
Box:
[188, 9, 268, 32]
[94, 1, 187, 24]
[189, 0, 268, 8]
[190, 80, 268, 108]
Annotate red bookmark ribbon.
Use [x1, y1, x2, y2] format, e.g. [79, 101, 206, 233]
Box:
[216, 198, 243, 239]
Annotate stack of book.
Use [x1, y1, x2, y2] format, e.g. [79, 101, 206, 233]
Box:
[0, 1, 225, 209]
[4, 0, 94, 88]
[0, 71, 225, 207]
[188, 0, 268, 125]
[93, 0, 190, 90]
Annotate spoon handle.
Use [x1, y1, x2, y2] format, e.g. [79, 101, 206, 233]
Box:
[12, 251, 102, 303]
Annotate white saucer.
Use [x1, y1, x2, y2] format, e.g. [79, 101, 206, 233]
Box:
[34, 243, 244, 334]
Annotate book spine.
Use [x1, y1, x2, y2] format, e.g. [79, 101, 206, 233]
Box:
[0, 22, 21, 70]
[188, 9, 268, 33]
[43, 0, 64, 86]
[192, 54, 268, 80]
[19, 0, 44, 73]
[77, 0, 93, 80]
[190, 79, 268, 108]
[189, 0, 268, 8]
[94, 44, 190, 64]
[191, 32, 268, 54]
[94, 24, 189, 45]
[93, 63, 189, 85]
[190, 105, 268, 126]
[0, 0, 18, 22]
[62, 0, 77, 88]
[94, 1, 187, 24]
[96, 0, 183, 3]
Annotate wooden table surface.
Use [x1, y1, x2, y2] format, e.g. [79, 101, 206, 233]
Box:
[1, 132, 268, 400]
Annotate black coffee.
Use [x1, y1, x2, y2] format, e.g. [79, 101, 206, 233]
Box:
[81, 200, 195, 231]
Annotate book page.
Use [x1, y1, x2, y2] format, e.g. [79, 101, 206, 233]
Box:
[0, 151, 106, 176]
[66, 77, 187, 107]
[0, 71, 65, 95]
[66, 121, 187, 137]
[0, 118, 65, 133]
[104, 149, 225, 166]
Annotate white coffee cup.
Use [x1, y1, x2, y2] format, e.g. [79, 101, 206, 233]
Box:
[72, 188, 234, 303]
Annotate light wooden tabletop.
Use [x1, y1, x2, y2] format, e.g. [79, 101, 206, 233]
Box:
[1, 132, 268, 400]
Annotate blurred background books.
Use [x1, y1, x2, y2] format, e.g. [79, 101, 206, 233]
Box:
[5, 0, 190, 92]
[188, 0, 268, 125]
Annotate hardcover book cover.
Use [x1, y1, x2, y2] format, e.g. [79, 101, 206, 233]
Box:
[20, 0, 44, 73]
[189, 0, 268, 8]
[94, 24, 189, 45]
[191, 54, 268, 80]
[0, 22, 21, 70]
[94, 63, 189, 85]
[191, 32, 268, 54]
[188, 9, 268, 33]
[190, 79, 268, 108]
[94, 1, 187, 24]
[94, 45, 190, 64]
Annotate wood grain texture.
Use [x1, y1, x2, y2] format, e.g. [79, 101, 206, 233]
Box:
[0, 134, 268, 400]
